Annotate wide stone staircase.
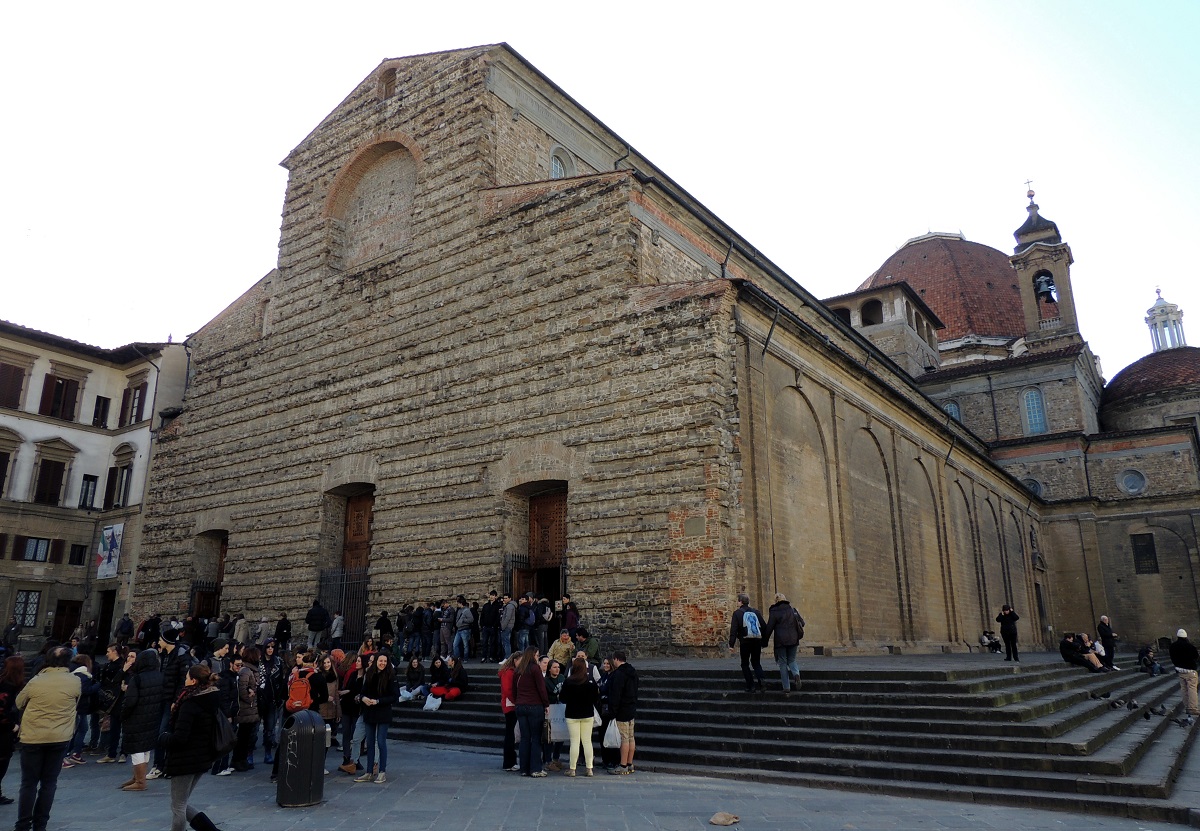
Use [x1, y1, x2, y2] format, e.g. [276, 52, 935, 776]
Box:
[389, 653, 1199, 825]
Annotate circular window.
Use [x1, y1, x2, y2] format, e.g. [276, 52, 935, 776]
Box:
[1118, 469, 1147, 495]
[1021, 478, 1043, 497]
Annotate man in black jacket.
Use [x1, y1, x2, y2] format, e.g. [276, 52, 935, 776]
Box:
[304, 600, 330, 650]
[150, 628, 194, 779]
[1168, 629, 1199, 725]
[606, 651, 638, 775]
[273, 613, 292, 650]
[728, 593, 766, 693]
[479, 591, 502, 663]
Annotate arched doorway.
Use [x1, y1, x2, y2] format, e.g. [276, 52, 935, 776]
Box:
[504, 481, 568, 602]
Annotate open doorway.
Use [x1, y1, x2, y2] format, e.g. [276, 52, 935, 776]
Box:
[505, 482, 568, 615]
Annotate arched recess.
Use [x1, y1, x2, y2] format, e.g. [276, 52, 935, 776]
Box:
[900, 457, 950, 643]
[1120, 522, 1195, 642]
[192, 529, 229, 619]
[325, 135, 422, 269]
[768, 387, 836, 642]
[847, 427, 902, 642]
[947, 480, 983, 635]
[1005, 511, 1033, 641]
[978, 498, 1006, 615]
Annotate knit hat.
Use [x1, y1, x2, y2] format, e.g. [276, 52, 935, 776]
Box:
[159, 628, 180, 645]
[1178, 629, 1189, 639]
[210, 638, 229, 651]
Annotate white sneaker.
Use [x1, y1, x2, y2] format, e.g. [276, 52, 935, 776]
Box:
[146, 768, 164, 780]
[216, 767, 234, 776]
[374, 772, 387, 783]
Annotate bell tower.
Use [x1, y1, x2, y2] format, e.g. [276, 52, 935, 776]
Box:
[1010, 191, 1082, 353]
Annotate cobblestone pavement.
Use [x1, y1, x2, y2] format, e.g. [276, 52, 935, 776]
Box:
[18, 741, 1187, 831]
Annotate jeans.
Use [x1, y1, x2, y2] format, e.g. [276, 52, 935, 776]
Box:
[398, 685, 428, 701]
[535, 624, 549, 655]
[516, 704, 544, 775]
[169, 771, 205, 831]
[153, 703, 171, 769]
[420, 632, 434, 658]
[481, 626, 498, 661]
[17, 741, 67, 831]
[259, 700, 279, 754]
[364, 721, 388, 773]
[500, 628, 514, 658]
[68, 712, 90, 755]
[405, 632, 422, 658]
[774, 644, 799, 691]
[739, 638, 765, 689]
[515, 629, 530, 652]
[105, 708, 123, 757]
[340, 714, 366, 761]
[453, 629, 471, 661]
[503, 710, 517, 769]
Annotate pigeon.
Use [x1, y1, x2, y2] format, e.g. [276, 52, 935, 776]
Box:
[1110, 699, 1127, 709]
[1144, 711, 1152, 720]
[1127, 699, 1141, 711]
[1101, 691, 1111, 699]
[1151, 704, 1168, 716]
[1090, 693, 1103, 700]
[1173, 717, 1194, 728]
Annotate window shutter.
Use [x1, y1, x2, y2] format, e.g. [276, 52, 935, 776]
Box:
[103, 467, 118, 510]
[38, 374, 56, 416]
[61, 379, 79, 422]
[119, 388, 131, 427]
[134, 381, 148, 422]
[11, 535, 27, 560]
[0, 364, 22, 408]
[0, 535, 6, 560]
[48, 539, 64, 564]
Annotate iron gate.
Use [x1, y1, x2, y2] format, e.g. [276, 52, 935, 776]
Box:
[318, 566, 369, 648]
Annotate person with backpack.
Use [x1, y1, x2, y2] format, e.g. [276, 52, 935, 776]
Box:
[534, 595, 553, 655]
[761, 593, 805, 695]
[514, 597, 535, 653]
[452, 596, 474, 662]
[304, 600, 331, 650]
[728, 593, 766, 693]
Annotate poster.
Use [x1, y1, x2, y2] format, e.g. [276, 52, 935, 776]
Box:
[96, 523, 123, 579]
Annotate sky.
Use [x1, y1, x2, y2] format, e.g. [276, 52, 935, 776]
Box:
[2, 1, 1197, 381]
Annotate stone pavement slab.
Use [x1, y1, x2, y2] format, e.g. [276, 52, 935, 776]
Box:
[25, 742, 1185, 831]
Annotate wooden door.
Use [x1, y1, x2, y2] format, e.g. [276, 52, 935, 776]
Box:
[52, 599, 82, 642]
[344, 494, 374, 570]
[529, 491, 567, 568]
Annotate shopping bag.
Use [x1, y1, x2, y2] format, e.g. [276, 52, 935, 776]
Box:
[423, 694, 443, 712]
[602, 718, 621, 748]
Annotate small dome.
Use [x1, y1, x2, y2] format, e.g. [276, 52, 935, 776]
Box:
[858, 233, 1031, 342]
[1103, 346, 1200, 407]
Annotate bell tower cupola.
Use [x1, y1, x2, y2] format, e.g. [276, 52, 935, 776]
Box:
[1010, 190, 1082, 353]
[1146, 289, 1187, 352]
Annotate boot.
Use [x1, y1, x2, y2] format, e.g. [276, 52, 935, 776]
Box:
[116, 769, 137, 789]
[189, 812, 222, 831]
[122, 762, 148, 791]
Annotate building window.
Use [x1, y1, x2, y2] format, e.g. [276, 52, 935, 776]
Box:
[1022, 388, 1048, 435]
[79, 474, 98, 509]
[379, 67, 397, 99]
[1131, 533, 1159, 574]
[831, 307, 851, 326]
[1021, 478, 1043, 497]
[13, 590, 40, 628]
[943, 401, 961, 420]
[92, 396, 111, 428]
[38, 375, 80, 421]
[0, 362, 25, 409]
[1117, 469, 1147, 495]
[114, 465, 133, 508]
[33, 459, 66, 505]
[68, 544, 87, 566]
[549, 146, 575, 180]
[119, 379, 149, 427]
[0, 450, 9, 499]
[18, 537, 50, 562]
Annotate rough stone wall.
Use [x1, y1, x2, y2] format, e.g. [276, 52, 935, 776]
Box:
[138, 47, 745, 654]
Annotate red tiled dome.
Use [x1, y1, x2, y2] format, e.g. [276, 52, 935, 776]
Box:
[1103, 346, 1200, 407]
[857, 233, 1042, 342]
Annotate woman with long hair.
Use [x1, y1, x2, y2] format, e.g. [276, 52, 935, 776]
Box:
[317, 653, 341, 749]
[514, 646, 548, 777]
[541, 659, 566, 771]
[430, 655, 469, 702]
[231, 648, 261, 771]
[337, 653, 367, 774]
[162, 663, 224, 831]
[120, 649, 164, 791]
[497, 652, 519, 771]
[559, 657, 600, 776]
[354, 653, 397, 783]
[0, 655, 25, 803]
[398, 656, 427, 702]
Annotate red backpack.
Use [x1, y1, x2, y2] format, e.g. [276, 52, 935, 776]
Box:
[285, 668, 315, 713]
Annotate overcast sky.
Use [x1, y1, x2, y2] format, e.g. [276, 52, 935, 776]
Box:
[2, 1, 1196, 381]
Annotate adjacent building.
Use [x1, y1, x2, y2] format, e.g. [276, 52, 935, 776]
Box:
[0, 322, 185, 648]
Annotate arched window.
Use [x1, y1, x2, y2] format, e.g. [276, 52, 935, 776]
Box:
[549, 146, 575, 179]
[1022, 388, 1048, 435]
[861, 299, 883, 326]
[943, 400, 960, 421]
[831, 307, 851, 326]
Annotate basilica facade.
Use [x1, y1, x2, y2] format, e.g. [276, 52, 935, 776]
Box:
[132, 44, 1199, 654]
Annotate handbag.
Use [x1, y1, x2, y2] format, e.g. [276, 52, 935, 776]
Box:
[602, 718, 621, 749]
[423, 693, 442, 712]
[541, 717, 552, 746]
[214, 715, 236, 756]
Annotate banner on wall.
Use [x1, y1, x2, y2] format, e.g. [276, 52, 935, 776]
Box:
[96, 523, 123, 579]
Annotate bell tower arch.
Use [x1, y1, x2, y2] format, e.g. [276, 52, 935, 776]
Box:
[1010, 191, 1081, 353]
